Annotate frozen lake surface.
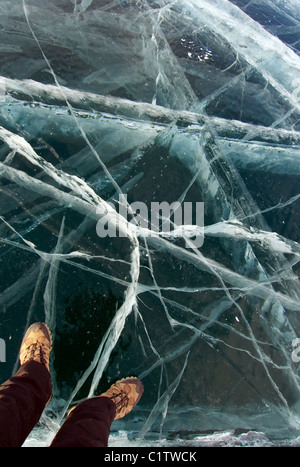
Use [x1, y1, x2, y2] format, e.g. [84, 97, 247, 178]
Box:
[0, 0, 300, 447]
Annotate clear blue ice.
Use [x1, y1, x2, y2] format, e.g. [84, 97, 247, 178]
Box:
[0, 0, 300, 447]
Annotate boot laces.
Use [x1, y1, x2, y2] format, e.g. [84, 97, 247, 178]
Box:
[25, 342, 48, 365]
[110, 388, 129, 409]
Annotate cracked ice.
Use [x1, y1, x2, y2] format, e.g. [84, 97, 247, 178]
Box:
[0, 0, 300, 446]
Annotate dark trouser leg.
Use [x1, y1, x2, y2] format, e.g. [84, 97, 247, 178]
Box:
[0, 361, 52, 447]
[50, 397, 116, 447]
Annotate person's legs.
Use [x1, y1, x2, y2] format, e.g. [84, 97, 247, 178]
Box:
[0, 361, 52, 447]
[50, 378, 144, 447]
[0, 321, 143, 448]
[50, 396, 116, 447]
[0, 322, 52, 447]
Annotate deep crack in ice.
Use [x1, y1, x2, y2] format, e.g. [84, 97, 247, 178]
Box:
[0, 0, 300, 446]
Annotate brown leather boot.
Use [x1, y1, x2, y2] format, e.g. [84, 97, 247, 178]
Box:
[100, 377, 144, 420]
[19, 322, 52, 372]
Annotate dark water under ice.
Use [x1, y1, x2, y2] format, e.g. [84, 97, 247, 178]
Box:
[0, 0, 300, 447]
